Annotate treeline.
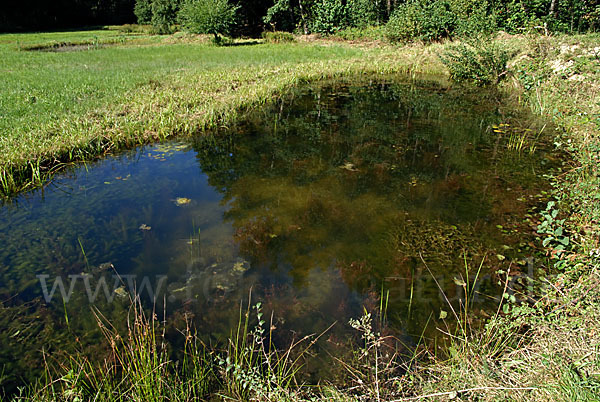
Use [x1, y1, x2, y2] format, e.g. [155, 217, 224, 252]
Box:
[0, 0, 136, 32]
[0, 0, 271, 34]
[263, 0, 600, 36]
[1, 0, 599, 36]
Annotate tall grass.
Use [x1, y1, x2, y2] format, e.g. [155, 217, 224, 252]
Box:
[16, 291, 342, 401]
[19, 296, 215, 402]
[12, 257, 600, 401]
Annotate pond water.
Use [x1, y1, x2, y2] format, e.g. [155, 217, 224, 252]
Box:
[0, 76, 557, 390]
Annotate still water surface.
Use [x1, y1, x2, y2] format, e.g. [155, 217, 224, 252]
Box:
[0, 76, 556, 388]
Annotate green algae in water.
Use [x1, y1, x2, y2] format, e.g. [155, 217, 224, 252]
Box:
[0, 76, 558, 392]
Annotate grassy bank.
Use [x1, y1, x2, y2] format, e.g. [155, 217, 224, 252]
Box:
[0, 29, 443, 197]
[409, 34, 600, 401]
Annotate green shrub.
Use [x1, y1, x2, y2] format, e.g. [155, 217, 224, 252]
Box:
[311, 0, 349, 34]
[178, 0, 240, 40]
[334, 25, 386, 41]
[134, 0, 153, 24]
[493, 0, 600, 33]
[586, 5, 600, 31]
[262, 31, 296, 43]
[385, 0, 494, 43]
[385, 0, 454, 43]
[494, 0, 541, 33]
[151, 0, 180, 34]
[439, 40, 510, 85]
[449, 0, 495, 37]
[264, 0, 383, 35]
[347, 0, 380, 28]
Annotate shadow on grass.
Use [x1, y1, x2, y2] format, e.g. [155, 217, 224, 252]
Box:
[217, 39, 263, 47]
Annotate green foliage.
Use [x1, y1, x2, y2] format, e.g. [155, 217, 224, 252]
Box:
[216, 300, 316, 400]
[151, 0, 180, 34]
[385, 0, 454, 42]
[547, 0, 599, 32]
[28, 300, 216, 401]
[439, 40, 510, 85]
[494, 0, 600, 34]
[262, 31, 296, 43]
[311, 0, 349, 34]
[537, 200, 571, 270]
[271, 0, 382, 35]
[134, 0, 154, 24]
[334, 25, 387, 41]
[179, 0, 240, 39]
[385, 0, 494, 43]
[495, 0, 545, 33]
[587, 5, 600, 31]
[449, 0, 494, 37]
[263, 0, 298, 32]
[347, 311, 401, 399]
[346, 0, 380, 28]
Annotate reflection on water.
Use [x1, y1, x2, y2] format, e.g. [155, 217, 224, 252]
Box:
[0, 76, 556, 390]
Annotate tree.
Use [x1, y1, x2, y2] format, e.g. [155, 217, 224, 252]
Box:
[178, 0, 240, 40]
[347, 0, 381, 28]
[549, 0, 558, 16]
[311, 0, 349, 33]
[134, 0, 153, 23]
[263, 0, 297, 32]
[151, 0, 180, 33]
[263, 0, 314, 34]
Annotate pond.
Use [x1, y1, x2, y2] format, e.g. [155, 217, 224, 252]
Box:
[0, 76, 557, 391]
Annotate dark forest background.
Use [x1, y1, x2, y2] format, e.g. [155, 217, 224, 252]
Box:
[0, 0, 272, 34]
[1, 0, 137, 31]
[1, 0, 598, 37]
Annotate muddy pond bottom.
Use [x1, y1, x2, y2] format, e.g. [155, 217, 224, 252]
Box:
[0, 77, 557, 389]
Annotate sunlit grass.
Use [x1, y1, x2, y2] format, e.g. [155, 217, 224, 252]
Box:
[0, 28, 443, 196]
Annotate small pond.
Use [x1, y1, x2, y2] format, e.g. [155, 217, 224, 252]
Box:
[0, 76, 558, 390]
